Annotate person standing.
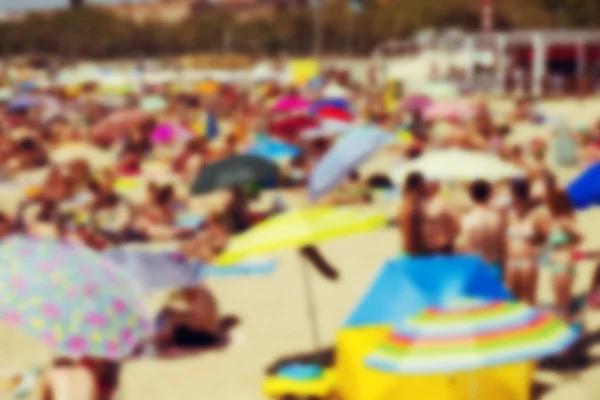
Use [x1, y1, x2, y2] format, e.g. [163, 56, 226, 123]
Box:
[421, 180, 461, 255]
[504, 179, 546, 304]
[458, 180, 505, 279]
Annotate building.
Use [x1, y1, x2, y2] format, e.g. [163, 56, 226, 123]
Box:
[467, 30, 600, 96]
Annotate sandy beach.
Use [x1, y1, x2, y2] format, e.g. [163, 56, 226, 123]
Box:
[2, 97, 600, 400]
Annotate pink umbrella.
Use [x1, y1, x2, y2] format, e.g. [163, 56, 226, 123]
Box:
[271, 96, 310, 113]
[91, 109, 148, 148]
[424, 101, 475, 121]
[151, 123, 191, 145]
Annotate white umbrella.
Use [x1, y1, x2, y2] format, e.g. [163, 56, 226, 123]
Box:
[323, 83, 349, 99]
[300, 119, 353, 139]
[392, 149, 525, 183]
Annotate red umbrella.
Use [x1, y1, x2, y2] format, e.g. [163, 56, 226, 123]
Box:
[267, 114, 319, 142]
[315, 106, 353, 122]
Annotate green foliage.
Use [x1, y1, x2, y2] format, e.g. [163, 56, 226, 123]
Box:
[0, 1, 597, 58]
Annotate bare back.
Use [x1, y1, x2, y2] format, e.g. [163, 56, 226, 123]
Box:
[422, 195, 460, 252]
[44, 366, 96, 400]
[460, 206, 504, 264]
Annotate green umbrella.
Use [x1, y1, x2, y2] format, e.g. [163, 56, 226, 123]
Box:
[191, 155, 279, 195]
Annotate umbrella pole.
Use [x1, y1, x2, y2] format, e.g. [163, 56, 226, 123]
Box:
[469, 371, 478, 400]
[300, 256, 321, 349]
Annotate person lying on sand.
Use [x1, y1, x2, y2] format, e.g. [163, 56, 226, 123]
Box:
[154, 285, 222, 350]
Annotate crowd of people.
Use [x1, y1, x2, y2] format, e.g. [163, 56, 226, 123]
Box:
[2, 63, 600, 399]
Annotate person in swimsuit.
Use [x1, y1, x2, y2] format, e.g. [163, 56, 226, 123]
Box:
[458, 180, 505, 279]
[544, 180, 583, 321]
[155, 285, 222, 350]
[421, 180, 461, 255]
[505, 179, 546, 304]
[398, 172, 428, 256]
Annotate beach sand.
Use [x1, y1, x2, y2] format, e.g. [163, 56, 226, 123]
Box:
[2, 98, 600, 399]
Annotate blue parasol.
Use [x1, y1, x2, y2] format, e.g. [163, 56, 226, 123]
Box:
[309, 125, 394, 200]
[566, 162, 600, 210]
[247, 136, 300, 161]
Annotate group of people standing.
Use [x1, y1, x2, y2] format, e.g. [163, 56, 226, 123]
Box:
[398, 144, 585, 323]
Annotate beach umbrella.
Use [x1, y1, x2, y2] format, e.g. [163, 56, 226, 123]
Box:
[300, 119, 353, 140]
[392, 149, 524, 184]
[315, 106, 353, 122]
[150, 123, 191, 145]
[566, 162, 600, 210]
[268, 114, 319, 142]
[215, 206, 387, 265]
[213, 206, 390, 349]
[310, 98, 352, 115]
[366, 301, 577, 374]
[337, 255, 513, 400]
[140, 95, 167, 113]
[323, 83, 349, 99]
[91, 109, 148, 147]
[424, 100, 474, 120]
[246, 136, 301, 161]
[196, 80, 220, 96]
[271, 96, 311, 113]
[190, 155, 279, 195]
[7, 96, 39, 113]
[0, 236, 152, 360]
[309, 125, 394, 200]
[98, 73, 132, 95]
[401, 95, 432, 113]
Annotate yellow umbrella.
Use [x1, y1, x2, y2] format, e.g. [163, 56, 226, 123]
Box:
[216, 205, 387, 348]
[196, 80, 219, 96]
[215, 206, 387, 266]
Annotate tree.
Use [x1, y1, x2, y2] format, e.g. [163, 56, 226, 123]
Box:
[69, 0, 85, 9]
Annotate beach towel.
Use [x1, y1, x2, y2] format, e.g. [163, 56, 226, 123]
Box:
[105, 248, 277, 293]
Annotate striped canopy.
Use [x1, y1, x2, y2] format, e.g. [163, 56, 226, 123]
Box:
[366, 301, 577, 374]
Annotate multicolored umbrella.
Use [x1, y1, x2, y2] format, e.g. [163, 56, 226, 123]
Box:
[0, 236, 152, 360]
[215, 206, 387, 265]
[366, 301, 577, 374]
[190, 155, 279, 195]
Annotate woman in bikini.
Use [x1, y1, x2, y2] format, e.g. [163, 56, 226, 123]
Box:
[544, 176, 583, 321]
[505, 179, 546, 304]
